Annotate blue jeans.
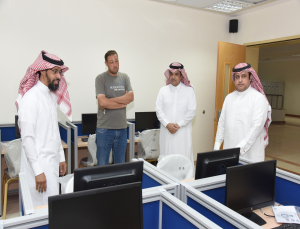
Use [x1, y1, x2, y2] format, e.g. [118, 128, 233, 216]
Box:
[96, 128, 127, 166]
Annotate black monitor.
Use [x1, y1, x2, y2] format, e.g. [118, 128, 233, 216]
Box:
[81, 113, 97, 135]
[135, 112, 159, 132]
[195, 148, 240, 179]
[74, 161, 143, 192]
[49, 182, 143, 229]
[225, 160, 277, 226]
[15, 115, 21, 139]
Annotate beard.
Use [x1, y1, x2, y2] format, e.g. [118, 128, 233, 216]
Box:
[108, 67, 118, 75]
[46, 73, 60, 91]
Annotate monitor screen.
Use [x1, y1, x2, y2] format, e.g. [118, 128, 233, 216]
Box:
[49, 182, 143, 229]
[195, 148, 240, 179]
[81, 113, 97, 135]
[74, 161, 144, 192]
[225, 160, 277, 225]
[15, 115, 21, 139]
[135, 112, 159, 132]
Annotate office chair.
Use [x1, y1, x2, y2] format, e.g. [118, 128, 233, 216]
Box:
[1, 139, 22, 219]
[79, 134, 113, 168]
[156, 154, 194, 180]
[138, 129, 160, 161]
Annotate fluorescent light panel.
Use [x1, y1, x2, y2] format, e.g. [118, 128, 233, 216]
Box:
[205, 0, 254, 13]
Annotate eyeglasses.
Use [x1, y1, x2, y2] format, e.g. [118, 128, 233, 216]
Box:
[49, 68, 63, 75]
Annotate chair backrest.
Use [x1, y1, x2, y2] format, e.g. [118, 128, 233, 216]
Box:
[140, 129, 160, 160]
[1, 138, 22, 178]
[87, 134, 113, 165]
[157, 154, 194, 180]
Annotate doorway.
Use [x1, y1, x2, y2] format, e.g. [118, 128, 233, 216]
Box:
[214, 37, 300, 175]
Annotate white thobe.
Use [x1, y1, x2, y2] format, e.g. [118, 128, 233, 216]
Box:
[156, 82, 196, 164]
[18, 80, 65, 207]
[214, 86, 268, 162]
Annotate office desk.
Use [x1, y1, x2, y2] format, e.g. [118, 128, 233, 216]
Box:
[73, 136, 139, 170]
[253, 205, 282, 228]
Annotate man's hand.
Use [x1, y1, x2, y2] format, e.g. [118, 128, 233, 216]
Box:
[35, 173, 47, 193]
[166, 123, 179, 134]
[174, 124, 180, 129]
[59, 161, 67, 176]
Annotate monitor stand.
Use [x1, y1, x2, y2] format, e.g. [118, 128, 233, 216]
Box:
[242, 212, 266, 226]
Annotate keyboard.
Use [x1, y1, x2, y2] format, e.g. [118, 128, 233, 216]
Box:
[273, 224, 300, 229]
[81, 138, 88, 142]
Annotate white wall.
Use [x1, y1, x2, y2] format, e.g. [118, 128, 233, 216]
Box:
[230, 0, 300, 45]
[259, 60, 300, 116]
[0, 0, 230, 157]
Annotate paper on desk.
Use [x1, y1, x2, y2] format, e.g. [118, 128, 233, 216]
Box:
[272, 206, 300, 224]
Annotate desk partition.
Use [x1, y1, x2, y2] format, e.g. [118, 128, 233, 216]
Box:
[66, 121, 135, 171]
[66, 121, 78, 171]
[181, 167, 300, 228]
[4, 174, 221, 229]
[127, 121, 135, 162]
[58, 122, 71, 174]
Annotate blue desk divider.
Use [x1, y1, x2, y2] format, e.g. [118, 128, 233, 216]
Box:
[58, 125, 68, 143]
[275, 170, 300, 207]
[0, 126, 15, 141]
[181, 183, 261, 228]
[143, 173, 162, 189]
[183, 165, 300, 229]
[5, 183, 221, 229]
[58, 122, 71, 174]
[143, 201, 160, 229]
[136, 159, 180, 198]
[202, 187, 225, 205]
[162, 203, 198, 229]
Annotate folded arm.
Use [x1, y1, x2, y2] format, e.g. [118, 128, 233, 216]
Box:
[109, 91, 134, 105]
[97, 94, 126, 110]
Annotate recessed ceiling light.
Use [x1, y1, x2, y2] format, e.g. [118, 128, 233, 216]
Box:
[205, 0, 254, 13]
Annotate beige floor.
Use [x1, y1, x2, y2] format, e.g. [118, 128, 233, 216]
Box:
[2, 116, 300, 220]
[265, 116, 300, 175]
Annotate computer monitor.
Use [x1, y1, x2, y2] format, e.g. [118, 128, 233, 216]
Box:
[195, 148, 240, 179]
[49, 182, 143, 229]
[81, 113, 97, 135]
[74, 161, 143, 192]
[15, 115, 21, 139]
[135, 112, 159, 132]
[225, 160, 277, 226]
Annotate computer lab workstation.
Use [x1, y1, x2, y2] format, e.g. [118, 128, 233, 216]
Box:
[1, 159, 225, 229]
[1, 146, 300, 228]
[66, 112, 160, 172]
[2, 114, 300, 228]
[179, 149, 300, 229]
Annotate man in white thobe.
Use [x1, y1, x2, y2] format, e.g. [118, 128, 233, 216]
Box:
[17, 51, 72, 207]
[156, 62, 196, 164]
[214, 63, 271, 162]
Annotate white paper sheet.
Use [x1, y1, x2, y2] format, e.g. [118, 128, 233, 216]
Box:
[272, 206, 300, 224]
